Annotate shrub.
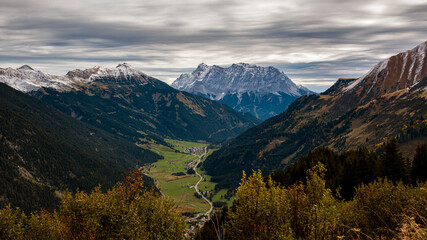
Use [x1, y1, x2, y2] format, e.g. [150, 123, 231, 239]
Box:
[341, 179, 427, 239]
[172, 172, 186, 176]
[213, 201, 226, 208]
[225, 163, 342, 240]
[0, 205, 25, 240]
[58, 170, 185, 239]
[226, 170, 294, 240]
[0, 170, 185, 240]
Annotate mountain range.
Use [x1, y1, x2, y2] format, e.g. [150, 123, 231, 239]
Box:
[202, 41, 427, 189]
[1, 63, 259, 144]
[172, 63, 313, 120]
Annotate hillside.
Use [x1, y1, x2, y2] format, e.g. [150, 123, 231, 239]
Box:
[0, 64, 259, 143]
[202, 41, 427, 189]
[172, 63, 313, 120]
[0, 83, 159, 212]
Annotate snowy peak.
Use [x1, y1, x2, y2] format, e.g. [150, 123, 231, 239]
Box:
[231, 63, 256, 68]
[115, 63, 143, 78]
[344, 41, 427, 96]
[67, 63, 149, 85]
[172, 63, 314, 120]
[172, 63, 311, 97]
[0, 65, 73, 93]
[196, 63, 209, 71]
[18, 65, 34, 71]
[0, 63, 151, 93]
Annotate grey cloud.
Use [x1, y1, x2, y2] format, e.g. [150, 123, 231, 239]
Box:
[0, 0, 426, 91]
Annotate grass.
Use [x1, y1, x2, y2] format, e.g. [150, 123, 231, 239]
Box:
[211, 189, 236, 204]
[140, 141, 235, 215]
[195, 149, 236, 207]
[165, 138, 207, 151]
[139, 140, 213, 215]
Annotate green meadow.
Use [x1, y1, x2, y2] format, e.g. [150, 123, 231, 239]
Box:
[139, 139, 235, 216]
[140, 139, 212, 215]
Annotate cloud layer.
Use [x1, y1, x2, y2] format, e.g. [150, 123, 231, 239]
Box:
[1, 0, 426, 92]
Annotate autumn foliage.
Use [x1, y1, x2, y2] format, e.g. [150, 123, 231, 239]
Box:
[0, 170, 184, 240]
[200, 163, 427, 240]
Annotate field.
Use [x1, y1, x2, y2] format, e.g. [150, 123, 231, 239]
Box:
[140, 139, 212, 216]
[140, 139, 236, 216]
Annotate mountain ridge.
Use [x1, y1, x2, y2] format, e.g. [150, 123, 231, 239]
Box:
[172, 63, 313, 120]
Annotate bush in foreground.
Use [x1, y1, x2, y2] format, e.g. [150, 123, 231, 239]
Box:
[199, 163, 427, 240]
[0, 170, 185, 240]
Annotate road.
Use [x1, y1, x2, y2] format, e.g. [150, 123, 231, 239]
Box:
[185, 147, 213, 222]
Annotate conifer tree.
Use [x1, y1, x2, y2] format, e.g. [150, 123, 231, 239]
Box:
[380, 138, 408, 182]
[412, 143, 427, 182]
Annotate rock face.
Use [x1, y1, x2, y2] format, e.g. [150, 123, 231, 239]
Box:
[343, 41, 427, 101]
[0, 63, 259, 143]
[202, 41, 427, 189]
[172, 63, 313, 120]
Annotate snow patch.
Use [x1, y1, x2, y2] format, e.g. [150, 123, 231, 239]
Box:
[0, 66, 73, 92]
[344, 59, 389, 92]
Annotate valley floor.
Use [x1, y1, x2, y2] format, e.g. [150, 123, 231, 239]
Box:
[139, 139, 231, 219]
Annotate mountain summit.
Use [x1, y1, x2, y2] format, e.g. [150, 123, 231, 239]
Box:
[66, 63, 150, 85]
[172, 63, 313, 120]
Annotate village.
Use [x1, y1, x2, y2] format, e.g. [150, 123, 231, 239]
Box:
[184, 216, 207, 239]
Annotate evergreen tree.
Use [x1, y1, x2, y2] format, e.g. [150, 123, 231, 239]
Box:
[412, 143, 427, 183]
[379, 139, 408, 182]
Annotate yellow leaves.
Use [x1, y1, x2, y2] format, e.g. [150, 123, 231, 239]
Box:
[402, 124, 408, 131]
[0, 170, 185, 240]
[226, 164, 342, 239]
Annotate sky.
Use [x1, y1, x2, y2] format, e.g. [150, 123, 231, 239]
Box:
[1, 0, 426, 92]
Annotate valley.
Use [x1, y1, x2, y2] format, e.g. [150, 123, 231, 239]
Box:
[139, 139, 227, 219]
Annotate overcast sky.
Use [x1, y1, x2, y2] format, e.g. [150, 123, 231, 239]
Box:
[1, 0, 426, 92]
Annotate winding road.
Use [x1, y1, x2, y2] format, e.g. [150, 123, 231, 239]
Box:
[185, 147, 213, 222]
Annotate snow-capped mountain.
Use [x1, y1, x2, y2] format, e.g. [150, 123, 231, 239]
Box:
[0, 63, 150, 93]
[0, 65, 74, 92]
[172, 63, 313, 120]
[66, 63, 150, 85]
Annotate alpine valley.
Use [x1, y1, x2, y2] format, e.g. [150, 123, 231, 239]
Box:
[172, 63, 313, 120]
[0, 63, 259, 212]
[203, 41, 427, 189]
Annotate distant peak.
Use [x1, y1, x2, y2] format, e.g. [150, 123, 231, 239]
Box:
[18, 65, 34, 71]
[196, 63, 209, 70]
[116, 63, 133, 69]
[232, 63, 255, 68]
